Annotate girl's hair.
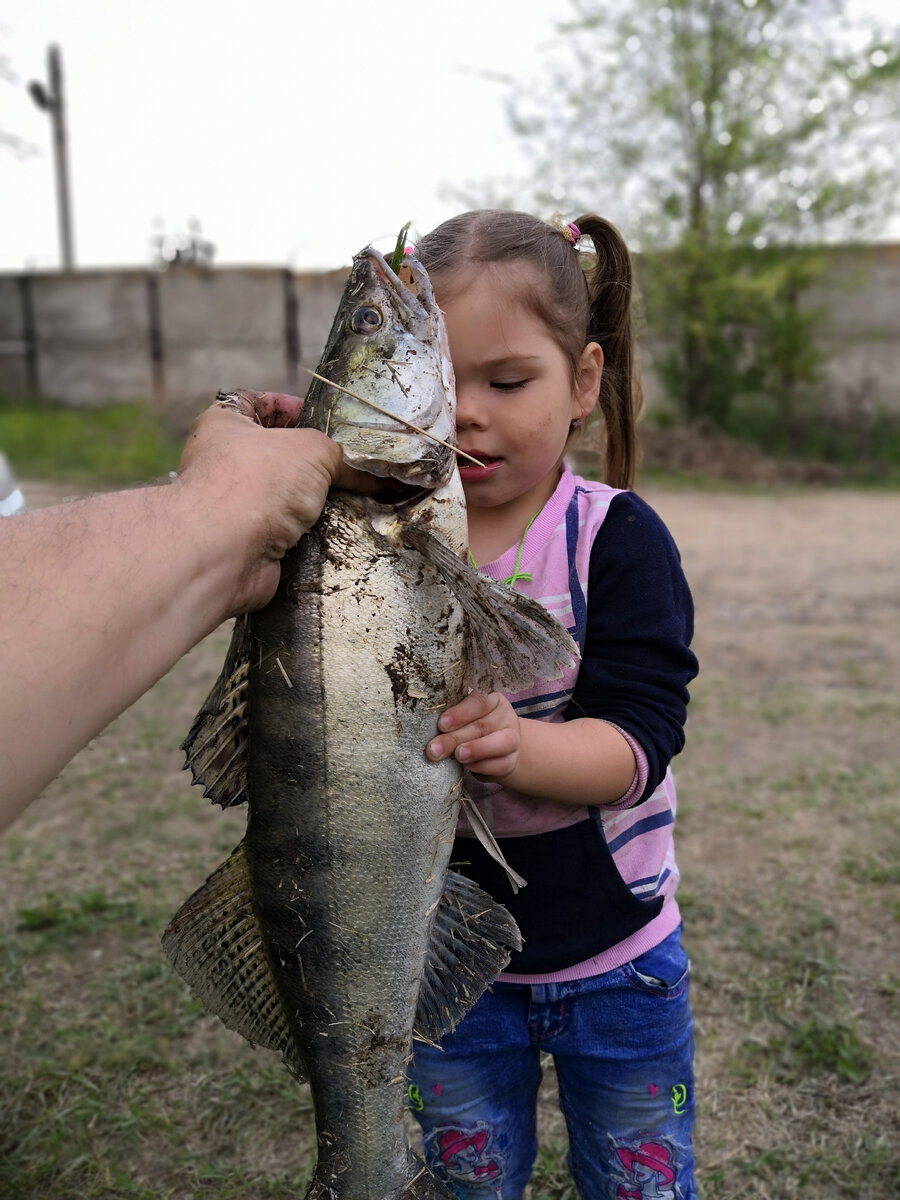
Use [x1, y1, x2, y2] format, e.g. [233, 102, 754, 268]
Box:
[416, 209, 642, 489]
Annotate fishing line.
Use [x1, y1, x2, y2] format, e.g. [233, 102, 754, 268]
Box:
[301, 367, 485, 468]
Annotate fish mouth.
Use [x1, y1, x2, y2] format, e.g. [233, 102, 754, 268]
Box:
[338, 465, 432, 511]
[364, 476, 432, 508]
[365, 246, 436, 320]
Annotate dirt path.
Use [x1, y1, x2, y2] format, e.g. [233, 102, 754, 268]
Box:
[643, 485, 900, 685]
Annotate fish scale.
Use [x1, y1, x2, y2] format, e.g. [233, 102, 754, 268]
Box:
[243, 494, 468, 1195]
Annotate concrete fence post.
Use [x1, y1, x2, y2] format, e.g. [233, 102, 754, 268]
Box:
[283, 269, 300, 397]
[18, 275, 40, 396]
[146, 272, 165, 406]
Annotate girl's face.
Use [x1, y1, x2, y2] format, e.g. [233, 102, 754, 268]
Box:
[436, 264, 601, 535]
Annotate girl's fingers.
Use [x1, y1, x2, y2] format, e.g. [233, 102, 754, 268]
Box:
[214, 389, 304, 428]
[427, 724, 487, 761]
[468, 760, 517, 783]
[427, 693, 519, 775]
[454, 730, 518, 766]
[437, 691, 496, 732]
[427, 725, 518, 766]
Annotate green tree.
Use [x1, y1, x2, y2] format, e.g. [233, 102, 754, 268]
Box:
[504, 0, 900, 425]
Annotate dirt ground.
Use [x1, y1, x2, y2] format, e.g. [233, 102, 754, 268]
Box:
[643, 483, 899, 693]
[636, 483, 900, 1198]
[4, 474, 899, 1198]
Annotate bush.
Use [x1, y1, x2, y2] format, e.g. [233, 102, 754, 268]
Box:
[724, 393, 900, 481]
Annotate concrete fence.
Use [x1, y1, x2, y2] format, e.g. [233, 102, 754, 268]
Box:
[1, 244, 898, 429]
[0, 265, 348, 429]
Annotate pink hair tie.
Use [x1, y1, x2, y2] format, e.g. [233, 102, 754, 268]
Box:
[550, 213, 582, 245]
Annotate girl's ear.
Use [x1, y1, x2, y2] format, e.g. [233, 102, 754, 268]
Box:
[573, 342, 604, 420]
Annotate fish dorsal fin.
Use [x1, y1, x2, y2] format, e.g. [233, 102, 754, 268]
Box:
[400, 525, 579, 693]
[414, 870, 522, 1044]
[162, 842, 305, 1080]
[181, 614, 251, 808]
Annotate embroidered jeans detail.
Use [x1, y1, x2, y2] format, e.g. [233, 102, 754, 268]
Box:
[425, 1122, 506, 1196]
[608, 1133, 690, 1200]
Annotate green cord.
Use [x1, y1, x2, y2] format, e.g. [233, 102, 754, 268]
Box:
[468, 511, 540, 590]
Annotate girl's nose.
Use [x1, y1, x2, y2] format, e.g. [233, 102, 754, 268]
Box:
[455, 385, 487, 430]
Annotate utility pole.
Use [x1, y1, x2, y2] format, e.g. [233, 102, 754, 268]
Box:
[28, 45, 75, 270]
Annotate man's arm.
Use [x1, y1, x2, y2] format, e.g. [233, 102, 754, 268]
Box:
[0, 395, 356, 830]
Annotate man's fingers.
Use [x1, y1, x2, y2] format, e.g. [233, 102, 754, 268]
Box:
[216, 389, 304, 429]
[251, 391, 305, 428]
[189, 398, 381, 504]
[333, 461, 383, 495]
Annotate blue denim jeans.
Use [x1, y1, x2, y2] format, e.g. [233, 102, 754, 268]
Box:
[408, 927, 695, 1200]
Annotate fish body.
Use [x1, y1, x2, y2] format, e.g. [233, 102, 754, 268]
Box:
[164, 247, 578, 1199]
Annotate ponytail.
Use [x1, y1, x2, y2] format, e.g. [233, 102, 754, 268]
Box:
[574, 214, 642, 490]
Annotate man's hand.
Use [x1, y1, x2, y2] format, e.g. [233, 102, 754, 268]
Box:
[176, 390, 374, 615]
[426, 692, 521, 782]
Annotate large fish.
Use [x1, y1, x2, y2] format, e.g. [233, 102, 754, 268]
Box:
[163, 246, 577, 1199]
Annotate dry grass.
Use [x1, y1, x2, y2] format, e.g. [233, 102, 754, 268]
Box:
[2, 482, 898, 1198]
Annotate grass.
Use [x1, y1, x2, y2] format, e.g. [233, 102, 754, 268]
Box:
[0, 397, 183, 485]
[531, 1142, 578, 1200]
[633, 404, 900, 491]
[1, 870, 318, 1198]
[16, 889, 139, 935]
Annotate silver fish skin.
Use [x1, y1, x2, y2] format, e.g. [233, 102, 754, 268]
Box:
[164, 246, 578, 1200]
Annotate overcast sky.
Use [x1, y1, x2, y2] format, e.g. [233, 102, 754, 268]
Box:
[2, 0, 898, 273]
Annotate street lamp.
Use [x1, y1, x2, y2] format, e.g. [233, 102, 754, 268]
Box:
[28, 44, 75, 270]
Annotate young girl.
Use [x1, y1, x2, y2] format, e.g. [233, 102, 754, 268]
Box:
[414, 210, 699, 1200]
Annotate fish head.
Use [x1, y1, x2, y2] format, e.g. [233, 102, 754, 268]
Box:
[301, 247, 457, 491]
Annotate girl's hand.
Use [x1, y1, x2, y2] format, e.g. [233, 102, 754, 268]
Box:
[426, 692, 521, 781]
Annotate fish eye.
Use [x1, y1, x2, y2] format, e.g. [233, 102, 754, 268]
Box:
[350, 306, 383, 334]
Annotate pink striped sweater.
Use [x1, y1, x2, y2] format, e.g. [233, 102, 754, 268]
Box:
[455, 465, 697, 982]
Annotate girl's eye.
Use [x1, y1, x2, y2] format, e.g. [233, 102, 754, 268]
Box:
[491, 380, 528, 392]
[350, 306, 383, 334]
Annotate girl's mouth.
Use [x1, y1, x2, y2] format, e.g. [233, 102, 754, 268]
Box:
[458, 455, 502, 482]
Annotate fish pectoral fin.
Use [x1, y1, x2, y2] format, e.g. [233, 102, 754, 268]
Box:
[162, 841, 305, 1080]
[414, 870, 522, 1044]
[181, 614, 251, 808]
[400, 525, 579, 693]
